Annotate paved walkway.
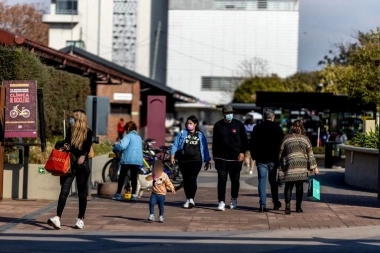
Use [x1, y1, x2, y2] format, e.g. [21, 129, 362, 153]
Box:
[1, 168, 380, 233]
[1, 168, 380, 252]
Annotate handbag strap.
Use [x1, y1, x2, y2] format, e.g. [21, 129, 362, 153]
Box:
[292, 133, 309, 162]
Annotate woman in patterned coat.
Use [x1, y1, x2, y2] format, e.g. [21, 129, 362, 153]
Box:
[278, 120, 319, 214]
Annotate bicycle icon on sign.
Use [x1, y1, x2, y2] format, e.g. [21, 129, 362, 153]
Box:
[9, 105, 31, 118]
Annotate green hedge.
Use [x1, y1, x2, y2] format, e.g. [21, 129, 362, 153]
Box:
[347, 127, 379, 149]
[0, 46, 91, 137]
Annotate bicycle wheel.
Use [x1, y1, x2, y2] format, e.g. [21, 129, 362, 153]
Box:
[102, 159, 119, 182]
[170, 165, 183, 190]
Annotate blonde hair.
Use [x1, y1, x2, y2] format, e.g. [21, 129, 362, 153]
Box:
[70, 110, 89, 149]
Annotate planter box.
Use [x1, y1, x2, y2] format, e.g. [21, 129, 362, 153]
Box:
[339, 144, 379, 191]
[2, 154, 109, 200]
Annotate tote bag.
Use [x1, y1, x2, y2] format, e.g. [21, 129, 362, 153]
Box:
[45, 149, 71, 176]
[307, 178, 320, 201]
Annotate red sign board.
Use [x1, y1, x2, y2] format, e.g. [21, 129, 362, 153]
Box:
[3, 80, 38, 138]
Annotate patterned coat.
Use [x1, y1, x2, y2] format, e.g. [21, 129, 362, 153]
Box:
[278, 133, 317, 183]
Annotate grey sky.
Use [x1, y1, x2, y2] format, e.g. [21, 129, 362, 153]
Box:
[7, 0, 380, 73]
[299, 0, 380, 71]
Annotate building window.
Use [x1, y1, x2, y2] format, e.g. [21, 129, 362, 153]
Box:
[110, 103, 131, 114]
[56, 0, 78, 15]
[257, 0, 268, 9]
[201, 76, 244, 91]
[66, 40, 86, 50]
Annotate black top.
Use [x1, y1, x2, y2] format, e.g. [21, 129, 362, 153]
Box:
[212, 119, 248, 160]
[65, 127, 93, 160]
[182, 132, 202, 162]
[249, 120, 284, 163]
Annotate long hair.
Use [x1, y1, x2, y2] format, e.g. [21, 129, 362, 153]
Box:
[186, 115, 200, 132]
[124, 121, 137, 133]
[290, 120, 306, 135]
[70, 110, 89, 149]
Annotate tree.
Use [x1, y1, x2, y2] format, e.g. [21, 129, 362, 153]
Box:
[233, 71, 319, 103]
[284, 71, 320, 92]
[318, 31, 372, 67]
[237, 57, 268, 78]
[233, 74, 286, 103]
[319, 27, 380, 107]
[0, 0, 48, 45]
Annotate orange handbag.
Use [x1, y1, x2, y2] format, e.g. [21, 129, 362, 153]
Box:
[45, 149, 71, 176]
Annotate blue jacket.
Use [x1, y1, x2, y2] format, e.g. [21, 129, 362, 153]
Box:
[113, 131, 143, 166]
[170, 130, 211, 163]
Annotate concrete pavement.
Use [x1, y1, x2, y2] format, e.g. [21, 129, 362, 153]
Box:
[1, 167, 380, 252]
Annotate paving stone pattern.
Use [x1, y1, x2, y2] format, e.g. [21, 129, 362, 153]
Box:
[2, 168, 380, 232]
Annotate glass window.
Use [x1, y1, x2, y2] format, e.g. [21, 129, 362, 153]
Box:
[66, 40, 86, 50]
[110, 103, 131, 114]
[56, 0, 78, 15]
[201, 76, 244, 91]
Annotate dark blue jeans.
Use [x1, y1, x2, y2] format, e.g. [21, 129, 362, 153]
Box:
[149, 193, 165, 216]
[257, 162, 279, 207]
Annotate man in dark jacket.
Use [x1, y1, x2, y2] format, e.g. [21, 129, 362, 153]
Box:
[212, 105, 248, 211]
[250, 109, 284, 212]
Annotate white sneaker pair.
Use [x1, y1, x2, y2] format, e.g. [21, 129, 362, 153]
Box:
[217, 199, 237, 211]
[183, 199, 195, 209]
[148, 214, 164, 223]
[47, 216, 84, 229]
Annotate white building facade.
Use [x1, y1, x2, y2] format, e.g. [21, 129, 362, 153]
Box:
[42, 0, 168, 83]
[167, 0, 299, 105]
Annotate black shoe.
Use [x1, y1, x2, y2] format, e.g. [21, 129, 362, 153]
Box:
[285, 203, 291, 215]
[296, 207, 303, 213]
[259, 207, 267, 213]
[273, 201, 282, 210]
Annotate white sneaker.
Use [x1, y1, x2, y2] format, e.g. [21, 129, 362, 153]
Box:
[183, 199, 190, 208]
[189, 198, 195, 208]
[148, 214, 155, 221]
[249, 170, 253, 175]
[230, 198, 237, 209]
[217, 201, 225, 211]
[158, 216, 164, 223]
[74, 218, 84, 229]
[47, 216, 61, 229]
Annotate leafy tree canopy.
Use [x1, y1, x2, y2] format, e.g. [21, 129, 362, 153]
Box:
[319, 27, 380, 107]
[233, 71, 320, 103]
[0, 0, 48, 45]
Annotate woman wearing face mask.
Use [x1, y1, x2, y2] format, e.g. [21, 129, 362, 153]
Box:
[170, 115, 211, 209]
[112, 121, 143, 201]
[47, 109, 93, 230]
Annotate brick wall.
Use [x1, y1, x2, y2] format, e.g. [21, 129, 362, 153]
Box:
[96, 80, 140, 141]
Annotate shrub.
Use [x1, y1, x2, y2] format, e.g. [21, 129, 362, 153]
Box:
[0, 45, 91, 138]
[312, 146, 325, 155]
[5, 139, 113, 164]
[347, 127, 379, 149]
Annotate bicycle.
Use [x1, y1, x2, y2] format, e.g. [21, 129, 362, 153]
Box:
[102, 139, 157, 183]
[9, 104, 30, 118]
[102, 144, 183, 190]
[152, 145, 183, 190]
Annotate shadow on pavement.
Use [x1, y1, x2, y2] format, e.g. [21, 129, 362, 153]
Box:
[0, 232, 379, 252]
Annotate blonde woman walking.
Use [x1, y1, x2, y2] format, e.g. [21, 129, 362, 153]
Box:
[47, 109, 93, 229]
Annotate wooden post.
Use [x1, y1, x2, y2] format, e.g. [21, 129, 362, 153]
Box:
[0, 86, 6, 200]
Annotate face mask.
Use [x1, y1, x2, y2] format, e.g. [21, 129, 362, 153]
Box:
[225, 114, 233, 121]
[69, 117, 75, 125]
[187, 124, 195, 131]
